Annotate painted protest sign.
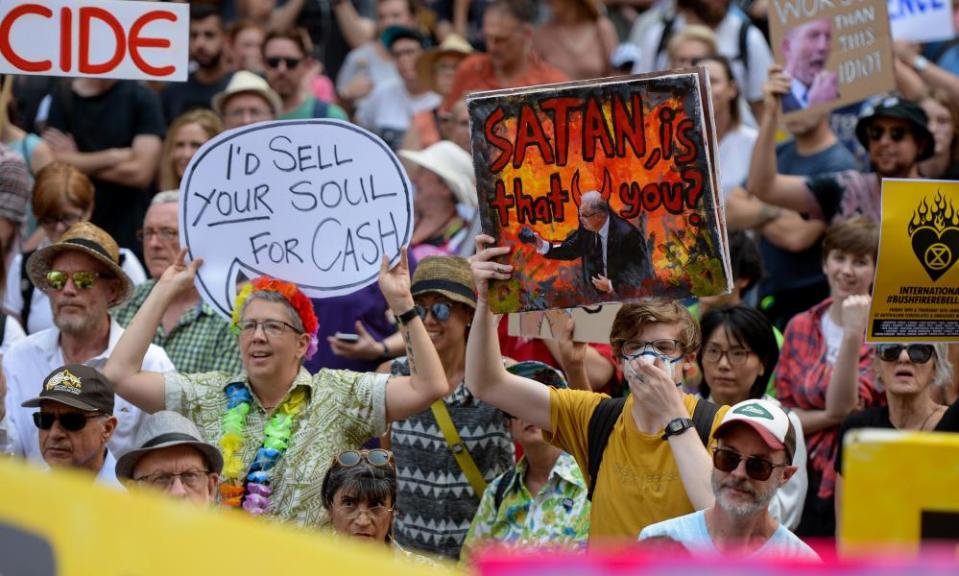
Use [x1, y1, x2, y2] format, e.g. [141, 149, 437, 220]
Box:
[468, 71, 731, 314]
[181, 120, 413, 318]
[0, 0, 189, 81]
[889, 0, 956, 43]
[769, 0, 895, 118]
[508, 304, 622, 344]
[867, 179, 959, 342]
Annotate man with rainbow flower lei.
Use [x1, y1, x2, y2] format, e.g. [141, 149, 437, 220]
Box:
[104, 248, 450, 526]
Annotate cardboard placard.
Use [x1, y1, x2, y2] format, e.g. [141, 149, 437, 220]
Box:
[889, 0, 956, 43]
[0, 458, 454, 575]
[468, 71, 731, 314]
[840, 428, 959, 552]
[507, 304, 622, 344]
[0, 0, 189, 81]
[769, 0, 895, 118]
[867, 179, 959, 343]
[180, 120, 413, 318]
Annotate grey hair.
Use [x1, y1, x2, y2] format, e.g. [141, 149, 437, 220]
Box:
[151, 190, 180, 206]
[580, 190, 608, 213]
[875, 342, 954, 390]
[239, 290, 305, 334]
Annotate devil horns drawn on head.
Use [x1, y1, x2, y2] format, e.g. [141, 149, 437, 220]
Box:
[571, 168, 613, 207]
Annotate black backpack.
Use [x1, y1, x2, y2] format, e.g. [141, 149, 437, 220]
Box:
[585, 397, 720, 500]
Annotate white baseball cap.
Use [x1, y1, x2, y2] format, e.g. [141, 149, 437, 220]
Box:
[714, 399, 796, 461]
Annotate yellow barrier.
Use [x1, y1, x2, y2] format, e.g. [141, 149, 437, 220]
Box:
[0, 457, 459, 575]
[840, 428, 959, 554]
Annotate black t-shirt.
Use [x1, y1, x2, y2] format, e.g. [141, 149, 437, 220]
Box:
[160, 71, 233, 125]
[47, 81, 165, 254]
[835, 401, 959, 474]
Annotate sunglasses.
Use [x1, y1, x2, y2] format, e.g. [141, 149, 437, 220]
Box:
[866, 125, 908, 142]
[45, 270, 101, 290]
[415, 302, 452, 322]
[712, 447, 786, 481]
[877, 343, 935, 363]
[33, 411, 102, 432]
[335, 449, 393, 468]
[265, 56, 301, 69]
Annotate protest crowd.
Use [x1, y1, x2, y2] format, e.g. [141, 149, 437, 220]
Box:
[2, 0, 959, 570]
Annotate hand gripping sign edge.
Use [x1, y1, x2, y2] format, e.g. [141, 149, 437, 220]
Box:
[179, 119, 413, 319]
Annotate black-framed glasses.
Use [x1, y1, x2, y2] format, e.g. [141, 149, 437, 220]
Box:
[33, 411, 102, 432]
[134, 469, 211, 490]
[136, 227, 178, 243]
[334, 498, 394, 520]
[335, 449, 393, 468]
[621, 339, 683, 360]
[866, 125, 908, 143]
[713, 447, 786, 481]
[265, 56, 301, 69]
[702, 345, 754, 366]
[415, 302, 452, 322]
[237, 319, 301, 338]
[45, 270, 101, 290]
[877, 344, 935, 364]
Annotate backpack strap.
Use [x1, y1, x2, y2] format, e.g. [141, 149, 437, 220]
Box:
[493, 467, 516, 510]
[430, 400, 488, 499]
[586, 396, 627, 501]
[19, 250, 34, 331]
[736, 18, 751, 77]
[312, 98, 330, 119]
[654, 16, 676, 69]
[0, 312, 7, 346]
[691, 398, 721, 446]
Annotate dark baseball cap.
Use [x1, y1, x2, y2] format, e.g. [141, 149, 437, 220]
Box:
[855, 96, 935, 161]
[21, 365, 115, 414]
[381, 25, 426, 50]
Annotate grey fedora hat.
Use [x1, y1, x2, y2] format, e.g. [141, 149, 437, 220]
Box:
[115, 411, 223, 480]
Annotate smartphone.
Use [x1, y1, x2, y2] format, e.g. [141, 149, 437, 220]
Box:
[334, 332, 359, 343]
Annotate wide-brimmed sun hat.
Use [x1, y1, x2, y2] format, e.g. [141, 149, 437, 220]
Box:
[410, 256, 476, 309]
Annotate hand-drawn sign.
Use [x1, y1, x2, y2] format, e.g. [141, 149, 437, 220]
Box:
[180, 120, 413, 318]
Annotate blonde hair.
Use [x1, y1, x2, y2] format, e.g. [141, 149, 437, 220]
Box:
[666, 25, 718, 62]
[610, 299, 701, 359]
[159, 109, 223, 190]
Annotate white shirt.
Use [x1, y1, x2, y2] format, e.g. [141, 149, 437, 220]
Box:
[355, 79, 441, 134]
[597, 216, 610, 277]
[790, 78, 810, 109]
[4, 248, 148, 334]
[3, 319, 174, 464]
[629, 4, 774, 103]
[718, 124, 758, 200]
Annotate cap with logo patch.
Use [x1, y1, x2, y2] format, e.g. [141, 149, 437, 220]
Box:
[21, 365, 115, 414]
[713, 399, 795, 461]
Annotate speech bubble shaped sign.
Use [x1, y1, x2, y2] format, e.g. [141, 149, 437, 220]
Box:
[180, 119, 413, 318]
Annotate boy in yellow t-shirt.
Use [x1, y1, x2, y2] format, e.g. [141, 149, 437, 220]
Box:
[466, 235, 729, 545]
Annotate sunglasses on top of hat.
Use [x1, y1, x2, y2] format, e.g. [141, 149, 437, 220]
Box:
[877, 343, 935, 364]
[712, 447, 786, 481]
[335, 448, 393, 469]
[415, 302, 453, 322]
[866, 125, 908, 143]
[45, 270, 102, 290]
[33, 411, 102, 432]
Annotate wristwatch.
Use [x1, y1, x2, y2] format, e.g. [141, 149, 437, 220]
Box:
[662, 417, 694, 441]
[395, 307, 419, 326]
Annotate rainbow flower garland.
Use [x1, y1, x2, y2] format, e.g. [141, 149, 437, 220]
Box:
[218, 383, 307, 514]
[232, 276, 321, 360]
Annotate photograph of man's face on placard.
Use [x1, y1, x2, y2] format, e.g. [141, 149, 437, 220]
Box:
[781, 18, 838, 113]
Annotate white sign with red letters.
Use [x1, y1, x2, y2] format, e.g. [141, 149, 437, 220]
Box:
[0, 0, 189, 81]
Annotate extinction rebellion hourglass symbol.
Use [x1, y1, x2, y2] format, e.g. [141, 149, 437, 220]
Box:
[909, 192, 959, 282]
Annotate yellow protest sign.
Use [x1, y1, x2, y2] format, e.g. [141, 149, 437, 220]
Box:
[868, 179, 959, 343]
[839, 428, 959, 554]
[0, 457, 457, 575]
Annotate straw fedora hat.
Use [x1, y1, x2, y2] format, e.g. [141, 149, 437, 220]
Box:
[399, 141, 477, 209]
[26, 222, 134, 307]
[410, 256, 476, 309]
[415, 34, 473, 93]
[212, 70, 283, 119]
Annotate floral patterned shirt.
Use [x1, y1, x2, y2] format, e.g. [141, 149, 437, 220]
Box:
[164, 367, 388, 527]
[460, 453, 590, 561]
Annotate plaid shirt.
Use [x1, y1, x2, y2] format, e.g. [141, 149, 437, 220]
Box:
[113, 280, 242, 374]
[774, 298, 884, 500]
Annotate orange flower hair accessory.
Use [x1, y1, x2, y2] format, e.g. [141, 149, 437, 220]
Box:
[232, 277, 320, 359]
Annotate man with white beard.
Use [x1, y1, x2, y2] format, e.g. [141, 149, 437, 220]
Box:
[640, 399, 819, 560]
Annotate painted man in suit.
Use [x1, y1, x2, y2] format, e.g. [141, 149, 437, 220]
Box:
[522, 191, 652, 295]
[781, 18, 837, 113]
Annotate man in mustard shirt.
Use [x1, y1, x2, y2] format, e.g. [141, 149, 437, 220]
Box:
[466, 235, 729, 545]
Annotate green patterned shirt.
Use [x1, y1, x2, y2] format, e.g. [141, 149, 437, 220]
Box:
[461, 452, 590, 560]
[112, 280, 242, 374]
[164, 367, 388, 527]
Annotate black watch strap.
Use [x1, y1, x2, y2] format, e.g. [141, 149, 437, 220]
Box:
[396, 307, 418, 325]
[661, 417, 694, 441]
